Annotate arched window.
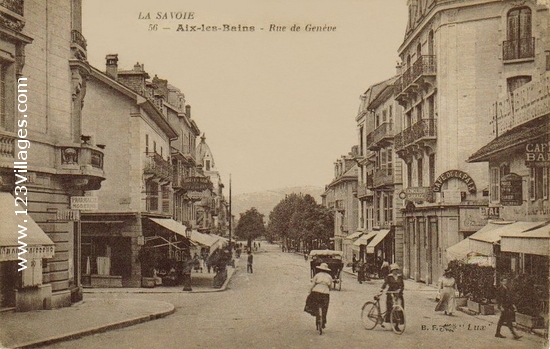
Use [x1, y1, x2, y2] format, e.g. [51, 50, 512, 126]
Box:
[428, 30, 434, 56]
[504, 7, 534, 60]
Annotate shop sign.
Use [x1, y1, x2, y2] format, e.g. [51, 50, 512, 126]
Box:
[70, 196, 98, 210]
[405, 187, 433, 202]
[525, 141, 550, 167]
[460, 208, 488, 231]
[479, 206, 500, 219]
[56, 209, 80, 221]
[500, 173, 522, 206]
[182, 176, 212, 191]
[433, 170, 476, 193]
[185, 190, 204, 201]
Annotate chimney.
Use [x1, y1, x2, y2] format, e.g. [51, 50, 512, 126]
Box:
[105, 54, 118, 79]
[185, 105, 191, 118]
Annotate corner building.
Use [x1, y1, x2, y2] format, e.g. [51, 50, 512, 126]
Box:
[393, 0, 542, 284]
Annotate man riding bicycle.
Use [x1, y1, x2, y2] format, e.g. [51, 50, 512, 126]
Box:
[379, 263, 404, 331]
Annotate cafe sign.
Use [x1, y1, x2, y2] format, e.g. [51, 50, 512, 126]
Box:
[433, 170, 476, 193]
[525, 141, 550, 167]
[500, 173, 523, 206]
[182, 176, 213, 191]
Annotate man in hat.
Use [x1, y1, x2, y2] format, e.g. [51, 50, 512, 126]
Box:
[305, 263, 333, 329]
[495, 278, 522, 340]
[380, 263, 404, 331]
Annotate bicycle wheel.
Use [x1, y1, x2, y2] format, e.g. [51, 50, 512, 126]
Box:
[317, 306, 323, 335]
[361, 301, 379, 330]
[390, 305, 405, 334]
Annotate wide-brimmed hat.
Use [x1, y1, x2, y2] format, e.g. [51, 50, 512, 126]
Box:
[316, 263, 331, 272]
[390, 263, 400, 271]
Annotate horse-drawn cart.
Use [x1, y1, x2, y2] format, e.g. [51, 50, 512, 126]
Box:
[308, 250, 344, 291]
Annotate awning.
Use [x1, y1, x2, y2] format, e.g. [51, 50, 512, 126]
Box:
[189, 230, 219, 248]
[501, 222, 550, 256]
[366, 229, 391, 254]
[0, 192, 55, 261]
[149, 218, 191, 239]
[469, 221, 544, 256]
[345, 231, 363, 240]
[353, 231, 377, 246]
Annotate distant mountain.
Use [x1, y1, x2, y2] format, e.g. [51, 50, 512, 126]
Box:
[231, 186, 325, 219]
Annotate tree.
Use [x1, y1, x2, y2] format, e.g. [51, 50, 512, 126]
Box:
[235, 207, 266, 249]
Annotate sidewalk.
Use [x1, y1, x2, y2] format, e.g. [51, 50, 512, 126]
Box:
[0, 262, 241, 348]
[343, 267, 548, 339]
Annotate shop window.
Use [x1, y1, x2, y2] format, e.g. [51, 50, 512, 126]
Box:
[505, 7, 533, 60]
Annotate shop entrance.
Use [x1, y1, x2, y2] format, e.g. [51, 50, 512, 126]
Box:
[0, 261, 18, 308]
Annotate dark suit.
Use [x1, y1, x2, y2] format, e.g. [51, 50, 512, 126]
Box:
[495, 284, 519, 337]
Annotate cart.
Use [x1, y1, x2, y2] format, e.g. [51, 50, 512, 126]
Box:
[309, 250, 344, 291]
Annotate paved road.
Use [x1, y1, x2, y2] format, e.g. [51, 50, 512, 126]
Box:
[45, 243, 546, 349]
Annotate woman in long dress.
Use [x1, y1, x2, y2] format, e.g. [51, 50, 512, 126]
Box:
[435, 268, 457, 315]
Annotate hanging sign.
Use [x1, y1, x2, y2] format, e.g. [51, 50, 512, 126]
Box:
[500, 173, 523, 206]
[182, 177, 212, 191]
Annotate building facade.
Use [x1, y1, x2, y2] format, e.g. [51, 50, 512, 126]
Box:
[0, 0, 106, 310]
[391, 0, 548, 284]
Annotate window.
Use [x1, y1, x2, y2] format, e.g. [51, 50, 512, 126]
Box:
[490, 167, 500, 202]
[416, 103, 423, 123]
[387, 148, 393, 176]
[407, 162, 413, 187]
[507, 76, 532, 94]
[162, 185, 170, 213]
[429, 154, 435, 187]
[530, 167, 545, 200]
[359, 126, 364, 156]
[427, 95, 435, 119]
[428, 30, 434, 56]
[417, 158, 423, 187]
[146, 181, 159, 211]
[145, 134, 149, 154]
[380, 148, 386, 172]
[389, 105, 393, 125]
[153, 141, 157, 154]
[384, 193, 393, 223]
[505, 7, 533, 60]
[382, 109, 387, 123]
[205, 159, 211, 171]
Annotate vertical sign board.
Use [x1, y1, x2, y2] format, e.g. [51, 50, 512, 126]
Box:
[500, 173, 523, 206]
[70, 196, 98, 210]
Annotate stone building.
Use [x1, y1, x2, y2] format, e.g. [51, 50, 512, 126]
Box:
[0, 0, 105, 310]
[392, 0, 549, 284]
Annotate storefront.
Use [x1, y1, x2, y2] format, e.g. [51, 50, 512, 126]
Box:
[0, 193, 55, 311]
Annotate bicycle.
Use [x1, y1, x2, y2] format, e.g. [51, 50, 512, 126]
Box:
[361, 291, 406, 334]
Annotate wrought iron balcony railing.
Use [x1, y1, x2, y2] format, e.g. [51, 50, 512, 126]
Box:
[503, 37, 535, 61]
[71, 30, 87, 50]
[395, 118, 437, 151]
[144, 152, 173, 180]
[367, 122, 394, 150]
[397, 55, 436, 96]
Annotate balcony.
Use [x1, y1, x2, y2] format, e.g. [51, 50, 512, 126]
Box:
[144, 152, 173, 182]
[0, 0, 22, 15]
[395, 118, 437, 155]
[367, 122, 394, 150]
[503, 37, 535, 61]
[70, 30, 87, 61]
[396, 55, 436, 106]
[56, 144, 105, 190]
[490, 71, 549, 136]
[372, 169, 394, 188]
[357, 183, 373, 199]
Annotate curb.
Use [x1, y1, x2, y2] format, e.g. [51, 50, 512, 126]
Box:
[14, 303, 175, 349]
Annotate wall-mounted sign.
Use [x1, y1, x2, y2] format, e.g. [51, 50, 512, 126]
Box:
[480, 206, 500, 219]
[525, 142, 550, 167]
[442, 190, 462, 204]
[182, 176, 213, 191]
[405, 187, 433, 202]
[433, 170, 476, 193]
[70, 196, 98, 210]
[500, 173, 523, 206]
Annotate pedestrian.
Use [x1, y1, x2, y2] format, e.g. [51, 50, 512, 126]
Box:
[380, 260, 390, 279]
[258, 242, 261, 248]
[379, 263, 404, 331]
[304, 263, 332, 330]
[247, 251, 253, 273]
[352, 255, 357, 273]
[435, 268, 456, 315]
[495, 278, 522, 340]
[357, 259, 365, 283]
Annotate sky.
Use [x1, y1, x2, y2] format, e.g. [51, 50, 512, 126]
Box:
[82, 0, 408, 195]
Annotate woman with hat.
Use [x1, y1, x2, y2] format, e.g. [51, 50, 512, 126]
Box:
[435, 268, 457, 316]
[304, 263, 332, 330]
[379, 263, 405, 330]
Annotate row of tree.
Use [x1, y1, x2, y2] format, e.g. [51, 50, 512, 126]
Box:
[266, 193, 333, 251]
[234, 193, 334, 252]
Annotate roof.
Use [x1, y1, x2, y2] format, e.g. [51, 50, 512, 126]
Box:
[468, 117, 549, 162]
[196, 134, 214, 166]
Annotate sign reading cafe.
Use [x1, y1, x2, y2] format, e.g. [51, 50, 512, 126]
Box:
[433, 170, 476, 193]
